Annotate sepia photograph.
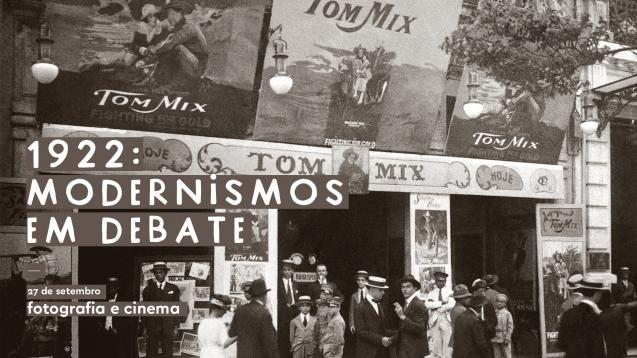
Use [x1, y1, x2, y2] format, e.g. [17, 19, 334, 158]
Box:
[332, 145, 370, 194]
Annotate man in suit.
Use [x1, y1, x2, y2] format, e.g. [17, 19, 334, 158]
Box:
[228, 279, 278, 358]
[349, 270, 369, 334]
[393, 274, 428, 358]
[142, 262, 182, 358]
[449, 284, 472, 350]
[96, 277, 132, 358]
[306, 264, 341, 301]
[452, 295, 490, 358]
[279, 259, 301, 358]
[354, 276, 398, 358]
[290, 296, 318, 358]
[613, 267, 636, 303]
[424, 272, 455, 358]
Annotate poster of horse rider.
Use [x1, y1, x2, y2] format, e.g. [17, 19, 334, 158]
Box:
[38, 0, 266, 137]
[331, 144, 369, 194]
[414, 210, 448, 265]
[445, 67, 574, 165]
[218, 209, 269, 261]
[253, 0, 463, 153]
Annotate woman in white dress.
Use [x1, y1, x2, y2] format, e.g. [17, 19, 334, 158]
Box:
[198, 294, 231, 358]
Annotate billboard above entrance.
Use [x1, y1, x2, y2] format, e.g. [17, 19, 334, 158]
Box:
[253, 0, 463, 153]
[42, 124, 565, 200]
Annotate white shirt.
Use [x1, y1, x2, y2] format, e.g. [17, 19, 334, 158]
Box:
[105, 293, 118, 330]
[405, 292, 418, 307]
[155, 279, 166, 290]
[300, 313, 310, 322]
[366, 295, 379, 315]
[282, 278, 295, 304]
[318, 277, 327, 285]
[623, 280, 629, 287]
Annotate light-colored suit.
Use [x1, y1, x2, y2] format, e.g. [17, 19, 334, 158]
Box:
[290, 314, 318, 358]
[348, 288, 367, 331]
[424, 287, 455, 358]
[321, 315, 345, 358]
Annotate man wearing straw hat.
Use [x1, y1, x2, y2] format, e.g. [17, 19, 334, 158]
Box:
[349, 270, 369, 334]
[558, 274, 610, 358]
[290, 296, 318, 358]
[354, 276, 398, 358]
[142, 262, 182, 358]
[228, 279, 278, 358]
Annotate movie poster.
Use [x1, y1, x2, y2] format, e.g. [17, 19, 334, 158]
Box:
[253, 0, 463, 152]
[410, 194, 451, 266]
[38, 0, 266, 137]
[536, 204, 586, 357]
[331, 145, 369, 194]
[445, 68, 574, 164]
[219, 209, 269, 261]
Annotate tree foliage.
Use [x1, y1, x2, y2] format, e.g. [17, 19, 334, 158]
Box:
[441, 0, 611, 97]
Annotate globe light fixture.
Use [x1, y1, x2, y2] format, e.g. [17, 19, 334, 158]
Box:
[463, 71, 483, 119]
[580, 90, 599, 135]
[269, 26, 292, 95]
[31, 20, 58, 84]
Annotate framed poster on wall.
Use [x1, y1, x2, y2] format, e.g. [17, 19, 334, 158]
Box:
[536, 204, 586, 357]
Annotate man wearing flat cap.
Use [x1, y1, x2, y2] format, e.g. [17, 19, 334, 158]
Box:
[393, 274, 428, 358]
[424, 272, 455, 358]
[229, 279, 278, 358]
[146, 0, 208, 87]
[279, 259, 301, 358]
[142, 262, 182, 358]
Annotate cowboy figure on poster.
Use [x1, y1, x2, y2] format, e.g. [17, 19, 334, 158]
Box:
[337, 44, 391, 106]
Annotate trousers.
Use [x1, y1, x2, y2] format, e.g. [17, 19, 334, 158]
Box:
[430, 317, 452, 358]
[493, 343, 512, 358]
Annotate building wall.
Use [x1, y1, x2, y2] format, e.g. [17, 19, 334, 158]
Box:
[0, 0, 15, 176]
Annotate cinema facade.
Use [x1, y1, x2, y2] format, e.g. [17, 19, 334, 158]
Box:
[0, 0, 631, 357]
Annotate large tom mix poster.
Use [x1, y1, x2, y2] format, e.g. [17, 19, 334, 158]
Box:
[253, 0, 463, 153]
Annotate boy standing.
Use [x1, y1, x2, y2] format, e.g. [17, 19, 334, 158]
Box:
[290, 296, 318, 358]
[321, 297, 346, 358]
[491, 294, 514, 358]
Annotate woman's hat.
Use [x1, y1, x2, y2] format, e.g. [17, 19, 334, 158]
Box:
[296, 296, 312, 305]
[210, 294, 231, 308]
[151, 262, 170, 272]
[248, 279, 271, 297]
[162, 0, 194, 14]
[141, 4, 159, 20]
[354, 270, 369, 279]
[453, 284, 472, 299]
[342, 147, 359, 161]
[483, 274, 499, 286]
[366, 276, 389, 289]
[397, 274, 421, 290]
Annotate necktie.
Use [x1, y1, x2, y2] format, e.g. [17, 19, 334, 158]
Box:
[438, 288, 443, 301]
[286, 280, 293, 305]
[303, 316, 307, 327]
[159, 282, 163, 290]
[360, 289, 364, 302]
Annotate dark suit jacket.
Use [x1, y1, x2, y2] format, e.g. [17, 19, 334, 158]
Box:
[558, 303, 606, 358]
[141, 280, 181, 336]
[613, 280, 636, 303]
[278, 278, 301, 313]
[277, 278, 300, 356]
[397, 297, 428, 358]
[452, 310, 490, 358]
[229, 301, 278, 358]
[354, 299, 397, 358]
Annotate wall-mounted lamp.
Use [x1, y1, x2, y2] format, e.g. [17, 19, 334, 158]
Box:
[463, 71, 483, 119]
[31, 19, 58, 84]
[580, 87, 599, 135]
[268, 25, 292, 95]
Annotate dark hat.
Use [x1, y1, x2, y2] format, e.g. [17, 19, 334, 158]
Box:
[30, 246, 53, 253]
[162, 0, 194, 14]
[433, 272, 448, 280]
[296, 295, 312, 305]
[398, 274, 421, 290]
[240, 281, 252, 292]
[366, 276, 389, 289]
[248, 279, 271, 297]
[354, 270, 369, 279]
[308, 253, 318, 260]
[469, 294, 488, 307]
[151, 262, 170, 272]
[483, 274, 499, 286]
[342, 147, 360, 161]
[453, 284, 472, 299]
[329, 296, 343, 307]
[281, 259, 294, 269]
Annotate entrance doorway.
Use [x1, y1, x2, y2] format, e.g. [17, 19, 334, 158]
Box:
[278, 192, 407, 357]
[451, 195, 540, 358]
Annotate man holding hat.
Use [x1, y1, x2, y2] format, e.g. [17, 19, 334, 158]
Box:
[613, 267, 636, 304]
[349, 270, 369, 334]
[228, 279, 278, 358]
[142, 262, 182, 358]
[279, 259, 301, 358]
[290, 296, 318, 358]
[393, 274, 428, 358]
[452, 295, 491, 358]
[424, 272, 455, 358]
[353, 276, 398, 358]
